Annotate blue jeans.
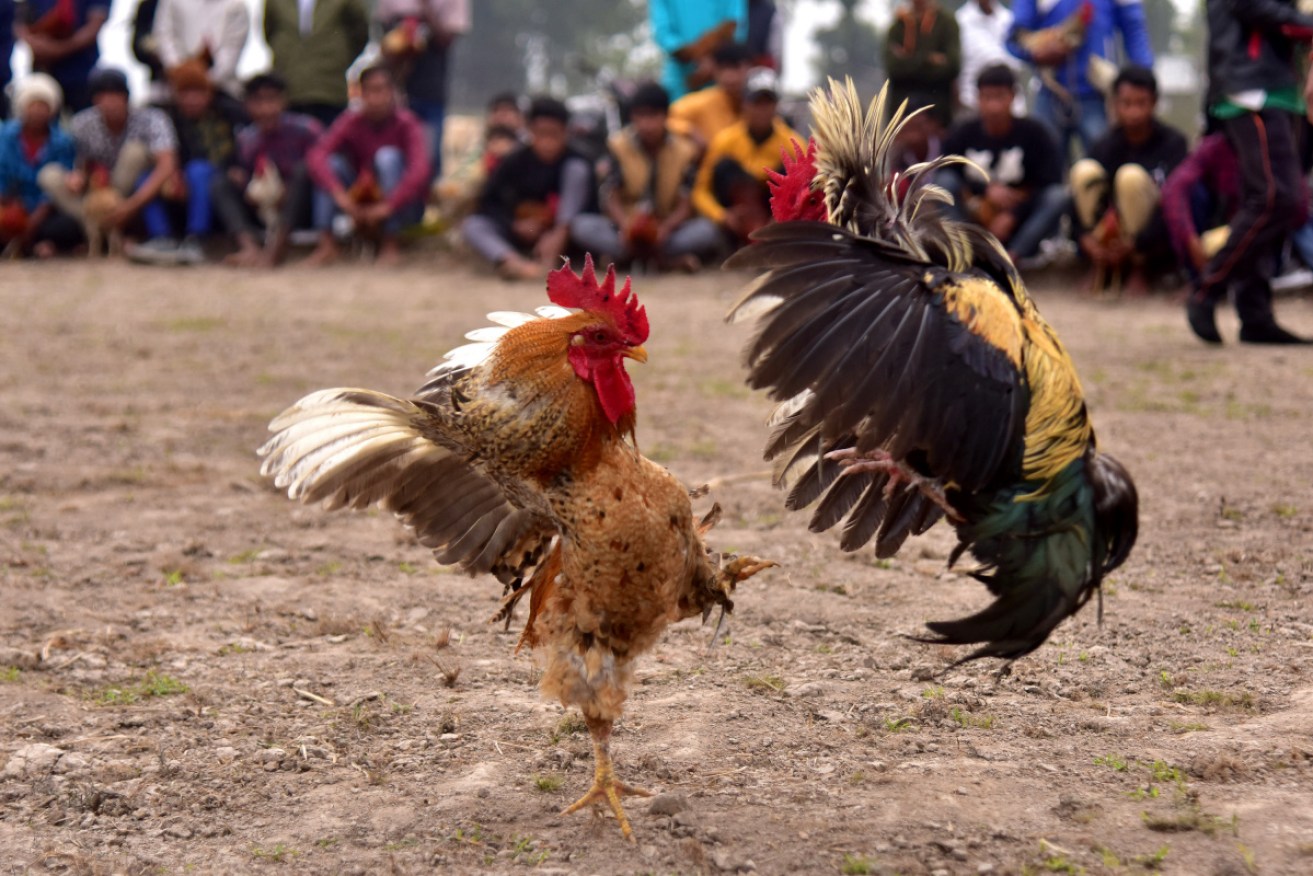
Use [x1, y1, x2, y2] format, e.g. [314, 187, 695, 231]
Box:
[141, 159, 215, 239]
[312, 147, 423, 236]
[408, 97, 444, 184]
[1034, 89, 1108, 159]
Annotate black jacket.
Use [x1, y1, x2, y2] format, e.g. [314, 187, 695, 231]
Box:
[1207, 0, 1313, 107]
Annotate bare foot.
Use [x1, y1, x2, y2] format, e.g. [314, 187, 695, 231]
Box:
[497, 255, 545, 281]
[302, 236, 340, 267]
[33, 241, 56, 260]
[375, 239, 403, 268]
[224, 243, 264, 268]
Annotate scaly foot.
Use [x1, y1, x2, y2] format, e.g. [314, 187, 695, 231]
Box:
[824, 447, 963, 522]
[561, 721, 652, 841]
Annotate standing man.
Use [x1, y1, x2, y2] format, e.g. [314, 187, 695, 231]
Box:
[956, 0, 1023, 115]
[650, 0, 747, 101]
[264, 0, 371, 128]
[1, 0, 15, 119]
[1008, 0, 1153, 156]
[1186, 0, 1313, 345]
[885, 0, 961, 129]
[14, 0, 109, 113]
[374, 0, 470, 183]
[152, 0, 251, 100]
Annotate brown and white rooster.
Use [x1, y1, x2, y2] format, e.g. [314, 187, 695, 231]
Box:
[82, 165, 123, 258]
[244, 155, 285, 237]
[259, 259, 773, 839]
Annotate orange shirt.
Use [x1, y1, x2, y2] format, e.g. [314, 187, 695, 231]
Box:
[668, 86, 741, 147]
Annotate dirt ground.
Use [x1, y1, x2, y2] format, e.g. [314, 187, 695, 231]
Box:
[1, 257, 1311, 876]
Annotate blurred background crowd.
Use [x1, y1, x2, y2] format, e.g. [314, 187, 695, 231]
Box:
[0, 0, 1308, 309]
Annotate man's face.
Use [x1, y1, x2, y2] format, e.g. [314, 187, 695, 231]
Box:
[744, 94, 777, 132]
[360, 73, 396, 120]
[716, 61, 751, 96]
[630, 107, 667, 145]
[489, 103, 523, 131]
[94, 91, 129, 126]
[22, 99, 53, 130]
[977, 85, 1014, 127]
[245, 88, 286, 129]
[177, 86, 212, 120]
[1114, 83, 1155, 132]
[529, 117, 567, 163]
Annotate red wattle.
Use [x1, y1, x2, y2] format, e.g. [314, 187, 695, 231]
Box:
[591, 359, 635, 425]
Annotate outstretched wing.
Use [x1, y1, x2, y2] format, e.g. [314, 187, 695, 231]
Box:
[258, 389, 555, 589]
[726, 221, 1030, 555]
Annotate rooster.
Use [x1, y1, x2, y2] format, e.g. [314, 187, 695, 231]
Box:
[726, 81, 1138, 665]
[1015, 1, 1099, 104]
[245, 155, 285, 237]
[259, 259, 773, 839]
[82, 165, 123, 258]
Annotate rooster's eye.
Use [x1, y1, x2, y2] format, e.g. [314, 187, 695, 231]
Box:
[593, 331, 608, 343]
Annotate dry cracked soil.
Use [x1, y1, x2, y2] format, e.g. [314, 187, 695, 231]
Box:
[1, 258, 1311, 876]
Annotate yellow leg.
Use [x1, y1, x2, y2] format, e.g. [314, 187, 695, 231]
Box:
[560, 717, 652, 841]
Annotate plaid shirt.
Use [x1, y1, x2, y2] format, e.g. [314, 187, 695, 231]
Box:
[236, 112, 322, 178]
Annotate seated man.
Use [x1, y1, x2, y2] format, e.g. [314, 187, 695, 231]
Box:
[692, 67, 801, 246]
[485, 92, 526, 138]
[935, 63, 1066, 262]
[1070, 65, 1188, 294]
[134, 59, 249, 265]
[231, 72, 323, 267]
[460, 97, 595, 281]
[0, 74, 82, 257]
[306, 65, 431, 266]
[890, 92, 944, 177]
[570, 82, 719, 271]
[668, 41, 753, 150]
[38, 67, 178, 254]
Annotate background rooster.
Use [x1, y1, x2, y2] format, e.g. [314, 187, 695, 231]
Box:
[259, 259, 772, 839]
[244, 155, 285, 237]
[82, 165, 123, 258]
[727, 81, 1138, 664]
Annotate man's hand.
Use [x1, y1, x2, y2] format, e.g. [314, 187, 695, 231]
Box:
[1079, 232, 1107, 263]
[108, 199, 140, 229]
[984, 182, 1024, 211]
[359, 202, 393, 226]
[533, 225, 569, 263]
[988, 211, 1017, 243]
[65, 170, 87, 196]
[512, 216, 546, 243]
[928, 51, 948, 67]
[1187, 235, 1208, 271]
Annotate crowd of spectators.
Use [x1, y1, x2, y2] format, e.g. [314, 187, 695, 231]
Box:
[1, 0, 1312, 344]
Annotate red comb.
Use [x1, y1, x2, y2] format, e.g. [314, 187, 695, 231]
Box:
[767, 138, 826, 223]
[547, 255, 649, 345]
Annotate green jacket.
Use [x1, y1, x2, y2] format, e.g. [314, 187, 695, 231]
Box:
[884, 4, 961, 128]
[264, 0, 370, 107]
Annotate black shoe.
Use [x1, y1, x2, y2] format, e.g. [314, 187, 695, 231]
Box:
[1185, 293, 1222, 344]
[1238, 321, 1312, 344]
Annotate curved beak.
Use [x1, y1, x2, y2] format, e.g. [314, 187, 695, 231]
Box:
[623, 344, 648, 364]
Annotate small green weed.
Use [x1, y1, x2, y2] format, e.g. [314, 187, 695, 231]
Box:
[840, 853, 873, 875]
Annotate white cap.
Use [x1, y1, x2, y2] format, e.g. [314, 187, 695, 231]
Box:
[745, 67, 780, 99]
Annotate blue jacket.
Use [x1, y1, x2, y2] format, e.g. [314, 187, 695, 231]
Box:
[0, 120, 78, 212]
[649, 0, 747, 100]
[1007, 0, 1154, 100]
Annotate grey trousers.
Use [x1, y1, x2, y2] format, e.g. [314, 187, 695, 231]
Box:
[37, 140, 154, 222]
[568, 213, 721, 262]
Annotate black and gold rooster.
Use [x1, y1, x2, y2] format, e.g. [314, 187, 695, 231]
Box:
[727, 80, 1139, 664]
